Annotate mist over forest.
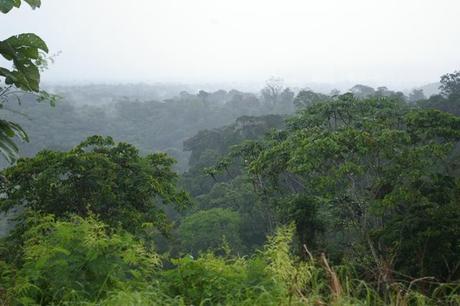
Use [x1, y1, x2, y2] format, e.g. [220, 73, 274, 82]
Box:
[0, 79, 442, 171]
[1, 1, 460, 305]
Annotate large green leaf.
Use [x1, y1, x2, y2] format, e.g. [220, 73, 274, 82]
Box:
[4, 33, 48, 53]
[0, 0, 20, 13]
[0, 66, 40, 92]
[0, 119, 28, 163]
[0, 34, 47, 92]
[0, 0, 40, 13]
[0, 40, 16, 60]
[17, 64, 40, 91]
[23, 0, 40, 9]
[0, 67, 18, 83]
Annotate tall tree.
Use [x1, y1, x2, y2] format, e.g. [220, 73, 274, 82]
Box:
[408, 88, 426, 103]
[440, 70, 460, 100]
[228, 94, 460, 282]
[0, 136, 191, 234]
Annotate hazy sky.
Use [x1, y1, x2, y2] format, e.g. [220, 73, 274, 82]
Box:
[2, 0, 459, 88]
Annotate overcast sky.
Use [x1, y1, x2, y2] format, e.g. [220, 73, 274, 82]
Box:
[1, 0, 459, 89]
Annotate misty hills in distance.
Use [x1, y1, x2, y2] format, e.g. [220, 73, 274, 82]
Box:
[0, 76, 444, 174]
[41, 80, 441, 106]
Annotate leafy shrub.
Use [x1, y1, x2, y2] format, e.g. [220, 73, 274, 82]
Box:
[162, 254, 287, 306]
[6, 214, 159, 305]
[161, 224, 307, 305]
[97, 286, 186, 306]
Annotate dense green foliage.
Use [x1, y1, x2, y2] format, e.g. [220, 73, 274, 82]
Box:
[178, 208, 243, 255]
[1, 70, 460, 305]
[0, 136, 191, 235]
[222, 94, 460, 283]
[419, 70, 460, 115]
[4, 215, 159, 305]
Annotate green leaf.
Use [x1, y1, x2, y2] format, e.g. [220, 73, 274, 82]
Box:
[0, 41, 15, 60]
[0, 67, 18, 83]
[19, 64, 40, 92]
[0, 34, 46, 92]
[0, 0, 21, 14]
[4, 33, 48, 53]
[0, 119, 29, 162]
[23, 0, 40, 9]
[0, 0, 40, 13]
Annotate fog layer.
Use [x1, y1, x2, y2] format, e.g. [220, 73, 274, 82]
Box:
[1, 0, 459, 88]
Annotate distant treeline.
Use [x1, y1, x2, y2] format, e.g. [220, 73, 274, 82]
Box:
[1, 78, 449, 172]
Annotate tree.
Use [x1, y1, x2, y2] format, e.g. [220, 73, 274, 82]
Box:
[194, 175, 271, 251]
[275, 87, 295, 113]
[261, 77, 285, 110]
[375, 86, 391, 97]
[229, 94, 460, 282]
[0, 136, 191, 234]
[419, 71, 460, 115]
[197, 90, 210, 100]
[293, 90, 329, 109]
[408, 88, 426, 103]
[178, 208, 243, 254]
[0, 0, 55, 162]
[350, 84, 375, 99]
[440, 70, 460, 100]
